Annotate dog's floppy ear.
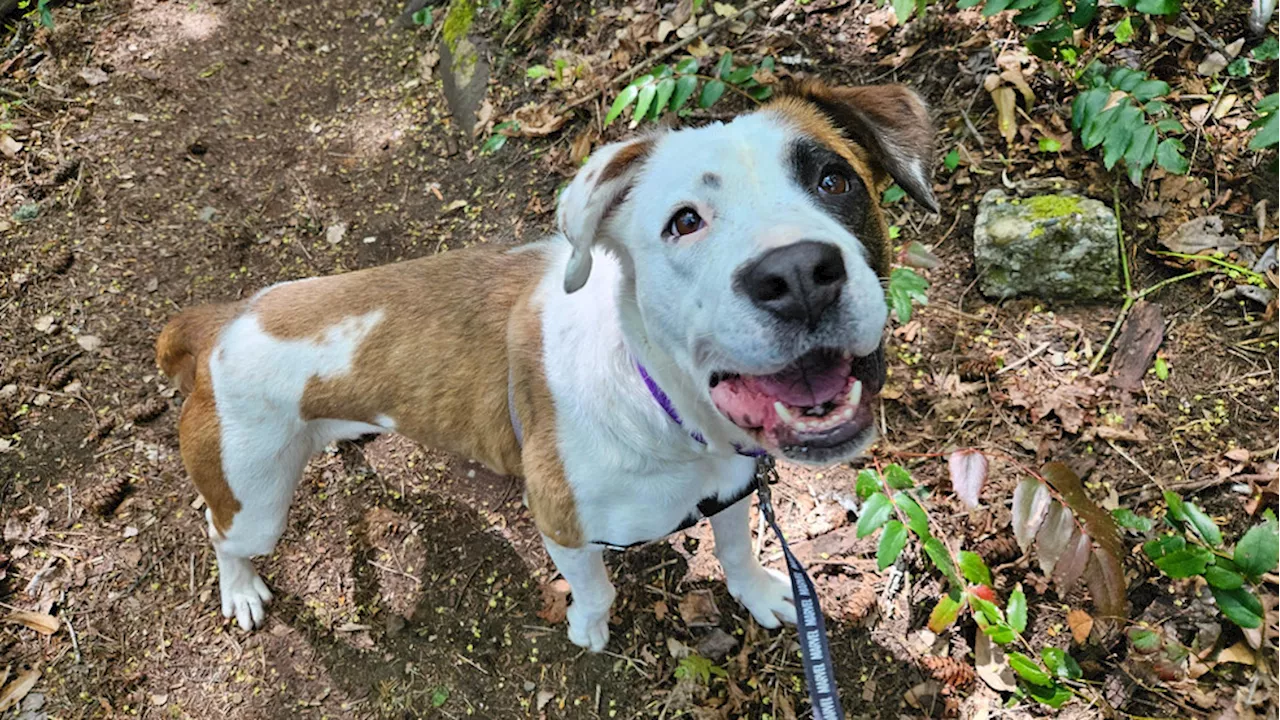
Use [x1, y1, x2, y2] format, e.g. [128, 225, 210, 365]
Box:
[557, 136, 656, 294]
[785, 80, 939, 213]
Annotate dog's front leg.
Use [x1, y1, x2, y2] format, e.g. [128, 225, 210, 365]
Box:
[710, 498, 797, 628]
[543, 537, 616, 652]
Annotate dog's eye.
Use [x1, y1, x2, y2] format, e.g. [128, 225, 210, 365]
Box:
[818, 171, 850, 196]
[667, 208, 705, 237]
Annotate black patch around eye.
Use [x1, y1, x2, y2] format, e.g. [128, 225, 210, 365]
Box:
[787, 139, 882, 271]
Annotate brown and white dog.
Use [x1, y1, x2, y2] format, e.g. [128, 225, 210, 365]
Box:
[156, 80, 936, 650]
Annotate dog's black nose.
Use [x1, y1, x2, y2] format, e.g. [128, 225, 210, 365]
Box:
[737, 241, 847, 328]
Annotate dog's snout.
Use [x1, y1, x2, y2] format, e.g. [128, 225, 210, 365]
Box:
[738, 241, 846, 328]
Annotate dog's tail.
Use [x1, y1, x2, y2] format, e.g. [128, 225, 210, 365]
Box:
[156, 303, 242, 394]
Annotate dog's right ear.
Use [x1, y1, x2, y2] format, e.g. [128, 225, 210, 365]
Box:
[557, 137, 655, 294]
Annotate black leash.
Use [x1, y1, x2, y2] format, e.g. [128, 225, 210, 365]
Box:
[755, 456, 846, 720]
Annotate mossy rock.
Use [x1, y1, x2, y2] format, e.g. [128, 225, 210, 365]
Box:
[973, 189, 1120, 302]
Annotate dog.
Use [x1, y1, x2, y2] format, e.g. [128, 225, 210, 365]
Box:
[155, 79, 936, 650]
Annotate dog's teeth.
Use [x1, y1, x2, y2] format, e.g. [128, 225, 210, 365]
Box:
[847, 380, 863, 408]
[774, 402, 796, 426]
[839, 407, 854, 421]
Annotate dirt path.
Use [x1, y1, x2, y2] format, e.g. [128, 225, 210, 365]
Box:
[1, 0, 1275, 718]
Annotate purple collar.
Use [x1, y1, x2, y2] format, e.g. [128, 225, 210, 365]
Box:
[635, 362, 767, 458]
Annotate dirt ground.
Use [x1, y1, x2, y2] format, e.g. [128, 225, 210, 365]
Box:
[0, 0, 1276, 718]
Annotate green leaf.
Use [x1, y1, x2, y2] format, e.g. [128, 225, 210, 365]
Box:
[887, 267, 928, 323]
[1143, 533, 1185, 559]
[1183, 501, 1223, 547]
[1131, 79, 1170, 102]
[958, 551, 993, 587]
[891, 0, 916, 23]
[968, 593, 1005, 625]
[1163, 491, 1188, 524]
[714, 52, 734, 80]
[1155, 137, 1189, 174]
[431, 687, 450, 707]
[881, 185, 907, 204]
[1102, 106, 1140, 170]
[1114, 16, 1134, 43]
[676, 57, 700, 74]
[1070, 0, 1097, 26]
[1128, 627, 1162, 652]
[724, 66, 754, 84]
[1038, 137, 1063, 152]
[1026, 681, 1073, 708]
[855, 469, 882, 500]
[1008, 585, 1028, 633]
[883, 464, 914, 490]
[928, 594, 964, 632]
[479, 134, 507, 154]
[633, 83, 657, 124]
[1153, 356, 1170, 380]
[895, 491, 929, 537]
[412, 7, 434, 25]
[698, 80, 726, 108]
[1204, 565, 1244, 590]
[923, 537, 962, 589]
[877, 521, 909, 570]
[671, 75, 699, 112]
[526, 64, 549, 79]
[1155, 118, 1183, 133]
[1025, 18, 1072, 57]
[1234, 517, 1280, 578]
[1009, 652, 1053, 686]
[1041, 648, 1082, 680]
[857, 492, 894, 538]
[748, 85, 773, 102]
[1014, 0, 1063, 26]
[1253, 36, 1280, 61]
[653, 64, 674, 78]
[1153, 545, 1213, 578]
[651, 78, 676, 120]
[1211, 586, 1264, 629]
[1227, 58, 1250, 77]
[982, 622, 1018, 644]
[1249, 109, 1279, 150]
[1071, 87, 1109, 132]
[1082, 102, 1124, 150]
[606, 85, 640, 126]
[1134, 0, 1179, 14]
[982, 0, 1015, 16]
[943, 147, 960, 171]
[1111, 508, 1154, 532]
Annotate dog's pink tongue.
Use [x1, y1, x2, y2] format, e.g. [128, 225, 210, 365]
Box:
[746, 360, 847, 407]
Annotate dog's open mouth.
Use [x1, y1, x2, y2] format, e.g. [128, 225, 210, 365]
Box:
[709, 346, 885, 458]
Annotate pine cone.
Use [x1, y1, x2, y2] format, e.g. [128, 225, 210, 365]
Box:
[81, 475, 129, 516]
[898, 11, 941, 47]
[920, 655, 975, 689]
[46, 366, 73, 389]
[43, 246, 74, 276]
[52, 158, 81, 185]
[974, 535, 1021, 565]
[958, 356, 999, 380]
[125, 397, 167, 424]
[85, 416, 116, 444]
[846, 581, 878, 620]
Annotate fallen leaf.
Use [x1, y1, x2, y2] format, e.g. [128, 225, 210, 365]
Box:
[510, 103, 568, 137]
[677, 588, 720, 627]
[76, 335, 103, 352]
[0, 667, 40, 713]
[78, 66, 109, 86]
[903, 679, 941, 709]
[536, 578, 570, 623]
[1160, 215, 1239, 255]
[32, 316, 56, 334]
[948, 449, 989, 509]
[1067, 608, 1094, 643]
[1216, 641, 1256, 666]
[1198, 51, 1228, 76]
[2, 611, 59, 635]
[653, 600, 667, 621]
[0, 135, 21, 158]
[1224, 448, 1250, 463]
[990, 85, 1018, 144]
[535, 690, 554, 711]
[326, 222, 348, 245]
[974, 631, 1018, 692]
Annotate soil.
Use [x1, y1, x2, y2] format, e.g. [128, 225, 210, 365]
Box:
[0, 0, 1276, 719]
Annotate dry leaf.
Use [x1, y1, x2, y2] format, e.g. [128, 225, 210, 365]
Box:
[1012, 477, 1052, 551]
[1035, 503, 1075, 575]
[1161, 215, 1239, 255]
[677, 589, 720, 627]
[536, 579, 570, 623]
[1216, 641, 1256, 666]
[653, 600, 667, 621]
[949, 449, 989, 509]
[3, 611, 59, 635]
[0, 135, 21, 158]
[0, 667, 40, 713]
[1067, 609, 1094, 644]
[974, 632, 1017, 692]
[510, 103, 568, 137]
[990, 86, 1017, 144]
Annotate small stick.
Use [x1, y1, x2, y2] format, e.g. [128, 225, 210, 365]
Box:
[995, 341, 1050, 376]
[63, 611, 82, 664]
[455, 652, 490, 675]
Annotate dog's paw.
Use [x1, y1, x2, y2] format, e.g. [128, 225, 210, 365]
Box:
[219, 565, 273, 631]
[727, 566, 796, 629]
[566, 604, 611, 652]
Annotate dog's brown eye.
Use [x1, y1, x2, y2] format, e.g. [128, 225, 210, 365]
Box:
[819, 172, 850, 195]
[667, 208, 704, 237]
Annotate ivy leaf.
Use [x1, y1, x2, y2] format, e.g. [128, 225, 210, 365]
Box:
[928, 594, 964, 633]
[857, 492, 893, 539]
[1008, 652, 1052, 686]
[1111, 508, 1154, 532]
[606, 84, 640, 126]
[1155, 138, 1190, 174]
[855, 469, 882, 500]
[698, 80, 726, 108]
[883, 464, 914, 490]
[958, 551, 993, 587]
[1008, 584, 1028, 633]
[887, 267, 928, 323]
[1233, 515, 1280, 579]
[948, 449, 988, 508]
[1211, 586, 1264, 629]
[881, 184, 907, 204]
[671, 75, 699, 113]
[877, 521, 908, 570]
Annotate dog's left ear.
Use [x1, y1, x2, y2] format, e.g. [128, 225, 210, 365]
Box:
[557, 137, 656, 294]
[787, 81, 939, 213]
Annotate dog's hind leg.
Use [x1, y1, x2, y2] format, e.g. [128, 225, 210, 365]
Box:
[543, 538, 615, 652]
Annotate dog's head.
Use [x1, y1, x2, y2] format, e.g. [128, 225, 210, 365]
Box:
[557, 79, 936, 464]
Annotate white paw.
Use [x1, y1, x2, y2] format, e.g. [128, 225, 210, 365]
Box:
[220, 568, 273, 631]
[566, 603, 611, 652]
[727, 566, 796, 629]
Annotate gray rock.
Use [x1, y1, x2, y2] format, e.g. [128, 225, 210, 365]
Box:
[973, 189, 1120, 301]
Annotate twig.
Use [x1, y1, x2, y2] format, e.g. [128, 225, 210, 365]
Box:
[455, 652, 490, 675]
[369, 560, 422, 586]
[62, 611, 82, 663]
[557, 0, 772, 116]
[995, 341, 1050, 376]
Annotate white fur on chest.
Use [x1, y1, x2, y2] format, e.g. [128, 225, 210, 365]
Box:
[538, 242, 757, 547]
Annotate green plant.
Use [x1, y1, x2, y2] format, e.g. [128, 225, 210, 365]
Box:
[1129, 496, 1278, 629]
[480, 121, 519, 154]
[411, 6, 434, 25]
[674, 655, 727, 684]
[605, 53, 775, 127]
[17, 0, 55, 28]
[1249, 93, 1279, 150]
[887, 267, 929, 323]
[1072, 65, 1187, 185]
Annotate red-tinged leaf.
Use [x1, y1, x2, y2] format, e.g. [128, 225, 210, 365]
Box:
[968, 585, 997, 603]
[948, 449, 988, 508]
[1042, 462, 1127, 624]
[1012, 477, 1052, 552]
[1053, 529, 1091, 592]
[1035, 503, 1075, 576]
[928, 594, 964, 633]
